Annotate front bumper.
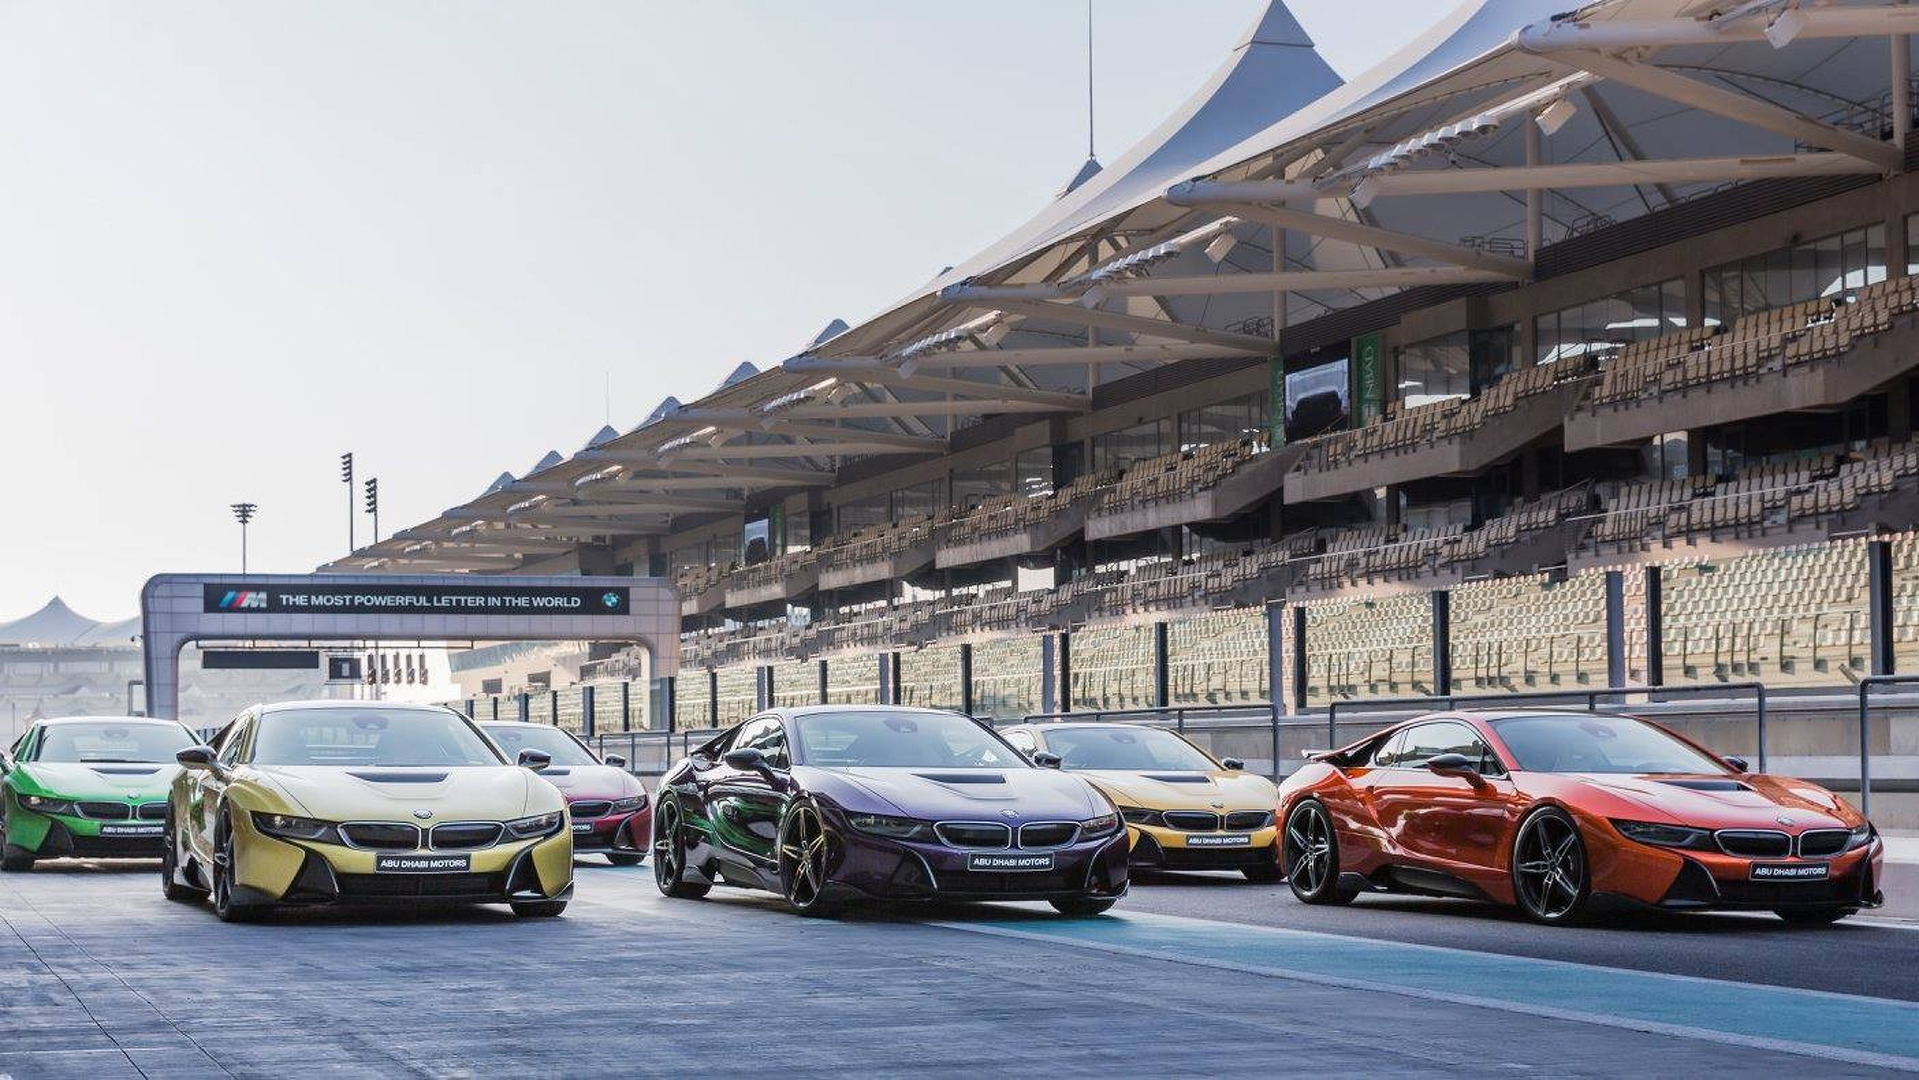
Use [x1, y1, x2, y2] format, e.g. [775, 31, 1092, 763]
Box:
[231, 815, 574, 906]
[569, 805, 652, 854]
[1126, 823, 1279, 871]
[1600, 835, 1885, 911]
[820, 808, 1130, 903]
[7, 805, 166, 858]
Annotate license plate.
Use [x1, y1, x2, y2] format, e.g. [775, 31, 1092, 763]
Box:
[374, 853, 470, 874]
[966, 852, 1055, 873]
[98, 824, 162, 837]
[1186, 833, 1253, 848]
[571, 822, 593, 833]
[1751, 862, 1830, 881]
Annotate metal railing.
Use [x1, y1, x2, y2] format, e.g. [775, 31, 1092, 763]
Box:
[1856, 674, 1919, 817]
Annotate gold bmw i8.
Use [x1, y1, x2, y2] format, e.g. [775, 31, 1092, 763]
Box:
[163, 701, 573, 921]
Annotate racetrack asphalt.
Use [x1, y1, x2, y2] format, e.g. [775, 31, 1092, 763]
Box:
[0, 857, 1915, 1077]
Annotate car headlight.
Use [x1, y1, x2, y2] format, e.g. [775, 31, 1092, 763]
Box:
[1117, 806, 1162, 827]
[845, 812, 933, 840]
[610, 794, 647, 814]
[1610, 819, 1714, 850]
[1080, 812, 1121, 838]
[505, 811, 565, 840]
[18, 794, 78, 816]
[1846, 822, 1876, 851]
[250, 812, 337, 842]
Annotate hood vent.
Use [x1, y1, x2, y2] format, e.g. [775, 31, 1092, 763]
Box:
[912, 772, 1006, 785]
[346, 770, 449, 784]
[90, 766, 162, 776]
[1141, 773, 1210, 784]
[542, 768, 572, 777]
[1656, 779, 1752, 793]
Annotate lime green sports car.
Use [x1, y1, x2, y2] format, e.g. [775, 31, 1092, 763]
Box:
[2, 716, 201, 869]
[164, 700, 573, 921]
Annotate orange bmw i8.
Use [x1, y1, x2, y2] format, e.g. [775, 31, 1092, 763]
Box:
[1278, 710, 1885, 925]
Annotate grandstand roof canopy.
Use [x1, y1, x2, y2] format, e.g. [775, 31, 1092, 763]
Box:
[346, 0, 1919, 572]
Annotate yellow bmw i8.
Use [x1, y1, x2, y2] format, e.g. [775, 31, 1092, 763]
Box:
[1000, 722, 1283, 881]
[164, 701, 573, 921]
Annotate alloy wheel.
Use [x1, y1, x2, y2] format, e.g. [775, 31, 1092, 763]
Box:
[653, 801, 683, 887]
[1283, 804, 1332, 894]
[1514, 812, 1586, 921]
[779, 803, 830, 909]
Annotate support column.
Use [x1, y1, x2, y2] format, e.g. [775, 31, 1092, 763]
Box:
[1040, 635, 1057, 716]
[877, 654, 892, 705]
[817, 659, 828, 706]
[1869, 539, 1896, 676]
[1524, 119, 1543, 260]
[959, 643, 975, 716]
[1644, 566, 1665, 686]
[582, 684, 596, 739]
[707, 669, 719, 728]
[889, 651, 903, 705]
[1604, 570, 1627, 689]
[757, 665, 771, 711]
[1153, 622, 1170, 710]
[517, 692, 530, 723]
[1431, 590, 1453, 697]
[1057, 631, 1073, 713]
[1895, 30, 1912, 149]
[663, 676, 676, 733]
[1290, 605, 1308, 712]
[549, 691, 559, 726]
[1266, 602, 1286, 715]
[620, 681, 632, 733]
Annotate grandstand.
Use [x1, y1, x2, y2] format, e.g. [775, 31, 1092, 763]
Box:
[333, 1, 1919, 742]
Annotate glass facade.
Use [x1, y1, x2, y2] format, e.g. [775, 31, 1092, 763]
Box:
[892, 480, 943, 520]
[1536, 279, 1686, 365]
[1014, 448, 1054, 497]
[952, 458, 1013, 509]
[1178, 392, 1267, 450]
[1396, 332, 1470, 408]
[1092, 419, 1173, 473]
[1704, 224, 1887, 325]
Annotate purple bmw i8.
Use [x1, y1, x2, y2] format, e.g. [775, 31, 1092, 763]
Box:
[652, 705, 1130, 917]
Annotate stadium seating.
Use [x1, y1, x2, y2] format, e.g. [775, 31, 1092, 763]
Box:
[1658, 543, 1874, 686]
[1166, 608, 1268, 705]
[1091, 436, 1268, 514]
[1299, 594, 1435, 704]
[1450, 573, 1608, 690]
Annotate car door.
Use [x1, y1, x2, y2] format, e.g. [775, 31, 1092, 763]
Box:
[1365, 720, 1519, 873]
[190, 713, 251, 861]
[701, 716, 792, 886]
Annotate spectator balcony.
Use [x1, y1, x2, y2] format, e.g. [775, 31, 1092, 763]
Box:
[1084, 437, 1299, 540]
[1565, 277, 1919, 451]
[936, 471, 1119, 570]
[676, 564, 730, 617]
[818, 514, 939, 591]
[1284, 360, 1594, 503]
[722, 549, 820, 608]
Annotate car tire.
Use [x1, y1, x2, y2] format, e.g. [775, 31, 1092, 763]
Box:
[605, 852, 645, 867]
[511, 900, 568, 918]
[1050, 897, 1116, 917]
[653, 797, 710, 900]
[210, 809, 261, 923]
[1, 844, 34, 872]
[1282, 800, 1357, 905]
[777, 798, 844, 918]
[1774, 906, 1856, 926]
[1510, 806, 1591, 926]
[161, 810, 205, 903]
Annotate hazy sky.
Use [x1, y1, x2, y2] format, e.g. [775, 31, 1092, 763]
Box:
[0, 1, 1442, 620]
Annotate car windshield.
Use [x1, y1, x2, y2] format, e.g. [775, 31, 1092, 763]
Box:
[480, 723, 599, 767]
[793, 711, 1026, 769]
[1045, 726, 1217, 771]
[251, 708, 504, 767]
[34, 721, 196, 763]
[1489, 713, 1727, 775]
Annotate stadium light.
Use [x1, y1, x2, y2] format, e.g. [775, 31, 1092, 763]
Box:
[1535, 97, 1578, 136]
[978, 321, 1013, 347]
[1765, 8, 1807, 49]
[230, 502, 257, 573]
[1349, 176, 1379, 209]
[1203, 230, 1238, 263]
[339, 452, 355, 553]
[363, 477, 380, 544]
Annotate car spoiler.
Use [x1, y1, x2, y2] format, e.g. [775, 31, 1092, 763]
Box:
[1300, 748, 1334, 761]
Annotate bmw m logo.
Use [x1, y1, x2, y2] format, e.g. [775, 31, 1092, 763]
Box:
[412, 809, 434, 820]
[601, 592, 622, 610]
[218, 590, 268, 610]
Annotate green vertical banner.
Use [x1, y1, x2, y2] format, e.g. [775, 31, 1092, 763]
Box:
[1353, 331, 1383, 428]
[1269, 356, 1286, 446]
[770, 505, 785, 555]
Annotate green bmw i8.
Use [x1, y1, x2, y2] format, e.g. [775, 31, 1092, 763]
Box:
[2, 715, 202, 869]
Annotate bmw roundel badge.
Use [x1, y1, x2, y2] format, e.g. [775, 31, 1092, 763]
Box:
[412, 809, 434, 820]
[601, 592, 622, 610]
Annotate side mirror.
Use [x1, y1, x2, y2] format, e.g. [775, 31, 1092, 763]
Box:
[1725, 755, 1749, 773]
[176, 745, 217, 770]
[1031, 751, 1063, 769]
[1425, 752, 1478, 778]
[0, 751, 12, 773]
[604, 754, 628, 769]
[517, 748, 552, 772]
[723, 747, 766, 771]
[1221, 758, 1245, 771]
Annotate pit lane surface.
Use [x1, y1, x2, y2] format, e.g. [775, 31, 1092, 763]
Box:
[2, 860, 1917, 1077]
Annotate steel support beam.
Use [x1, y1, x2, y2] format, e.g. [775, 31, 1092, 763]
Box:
[978, 298, 1276, 353]
[1516, 9, 1919, 53]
